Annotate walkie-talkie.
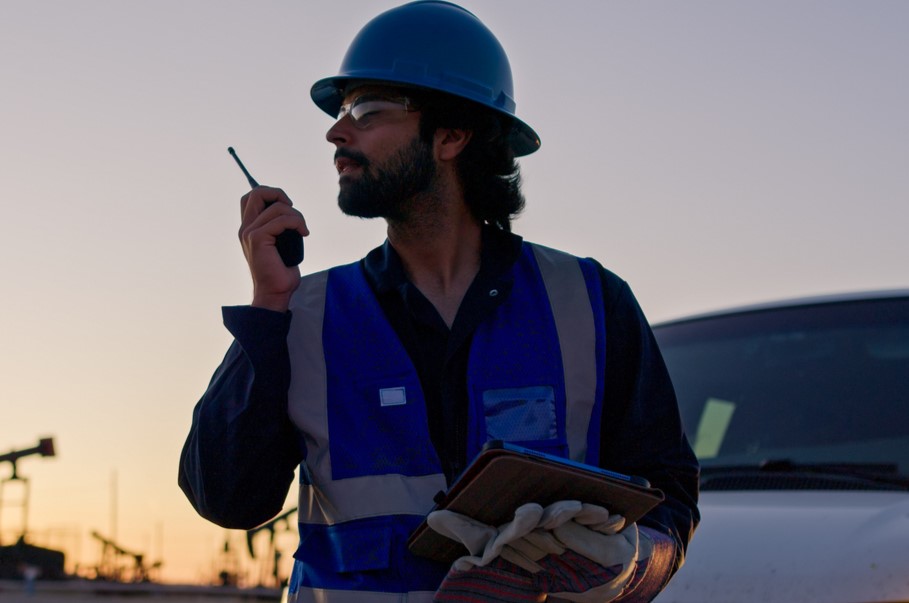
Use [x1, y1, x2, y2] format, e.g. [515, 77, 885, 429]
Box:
[227, 147, 304, 266]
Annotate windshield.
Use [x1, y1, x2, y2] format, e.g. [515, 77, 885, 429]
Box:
[654, 296, 909, 482]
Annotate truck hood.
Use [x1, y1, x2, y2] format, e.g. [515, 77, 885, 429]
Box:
[655, 490, 909, 603]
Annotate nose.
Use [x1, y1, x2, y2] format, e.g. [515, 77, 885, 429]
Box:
[326, 116, 353, 146]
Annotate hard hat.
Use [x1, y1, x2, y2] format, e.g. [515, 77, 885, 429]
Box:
[311, 0, 540, 156]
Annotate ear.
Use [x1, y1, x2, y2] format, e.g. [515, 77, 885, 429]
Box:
[434, 128, 473, 162]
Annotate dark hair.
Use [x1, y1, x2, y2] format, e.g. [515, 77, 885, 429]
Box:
[414, 91, 525, 231]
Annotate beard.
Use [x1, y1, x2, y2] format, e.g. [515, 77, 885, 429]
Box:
[337, 136, 437, 221]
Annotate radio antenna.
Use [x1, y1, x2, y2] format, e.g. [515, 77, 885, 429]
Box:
[227, 146, 259, 188]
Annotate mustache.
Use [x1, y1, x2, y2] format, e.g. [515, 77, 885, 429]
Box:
[334, 148, 370, 169]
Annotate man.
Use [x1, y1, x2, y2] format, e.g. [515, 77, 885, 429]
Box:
[179, 2, 699, 602]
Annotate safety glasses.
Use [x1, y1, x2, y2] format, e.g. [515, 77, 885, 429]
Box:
[337, 94, 417, 129]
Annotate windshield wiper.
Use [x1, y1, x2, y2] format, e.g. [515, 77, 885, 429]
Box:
[701, 459, 909, 490]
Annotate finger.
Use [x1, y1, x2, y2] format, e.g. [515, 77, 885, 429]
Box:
[427, 510, 496, 555]
[575, 505, 625, 534]
[240, 186, 293, 224]
[521, 530, 565, 556]
[578, 515, 625, 535]
[242, 219, 304, 259]
[479, 504, 543, 566]
[552, 521, 637, 569]
[497, 503, 544, 538]
[574, 503, 611, 525]
[499, 544, 544, 574]
[240, 207, 309, 252]
[256, 206, 310, 237]
[538, 500, 582, 530]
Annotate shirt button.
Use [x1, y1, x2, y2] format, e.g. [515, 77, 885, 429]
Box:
[489, 289, 499, 297]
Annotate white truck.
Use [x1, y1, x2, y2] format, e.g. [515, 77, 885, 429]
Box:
[652, 290, 909, 603]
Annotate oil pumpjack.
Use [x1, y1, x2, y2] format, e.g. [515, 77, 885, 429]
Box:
[90, 530, 161, 582]
[0, 436, 65, 579]
[245, 507, 297, 589]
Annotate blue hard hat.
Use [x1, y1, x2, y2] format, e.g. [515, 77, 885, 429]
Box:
[311, 0, 540, 156]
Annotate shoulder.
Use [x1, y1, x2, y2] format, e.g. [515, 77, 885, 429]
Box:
[521, 241, 635, 311]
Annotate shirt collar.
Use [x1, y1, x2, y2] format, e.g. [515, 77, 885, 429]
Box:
[363, 225, 524, 295]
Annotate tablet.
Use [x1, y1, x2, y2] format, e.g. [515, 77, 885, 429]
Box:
[407, 440, 665, 564]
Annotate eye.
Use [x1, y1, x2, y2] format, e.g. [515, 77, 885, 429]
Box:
[336, 95, 412, 129]
[350, 99, 387, 123]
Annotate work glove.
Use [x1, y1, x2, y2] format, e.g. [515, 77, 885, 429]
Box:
[430, 503, 545, 602]
[428, 502, 545, 571]
[429, 501, 651, 602]
[536, 502, 647, 602]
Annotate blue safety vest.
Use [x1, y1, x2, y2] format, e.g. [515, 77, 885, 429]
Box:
[284, 243, 606, 602]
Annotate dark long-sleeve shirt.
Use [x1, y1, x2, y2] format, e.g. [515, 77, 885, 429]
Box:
[179, 227, 699, 575]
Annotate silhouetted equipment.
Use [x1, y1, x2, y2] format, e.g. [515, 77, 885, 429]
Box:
[0, 538, 66, 580]
[0, 438, 56, 480]
[91, 530, 159, 582]
[217, 535, 241, 587]
[0, 437, 64, 579]
[246, 507, 296, 588]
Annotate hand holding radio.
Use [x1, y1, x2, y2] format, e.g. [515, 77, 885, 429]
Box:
[230, 147, 309, 311]
[229, 147, 305, 266]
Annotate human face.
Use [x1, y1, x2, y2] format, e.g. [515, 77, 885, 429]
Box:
[327, 87, 436, 220]
[335, 133, 436, 220]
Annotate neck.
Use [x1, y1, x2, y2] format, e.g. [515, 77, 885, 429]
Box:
[387, 198, 482, 328]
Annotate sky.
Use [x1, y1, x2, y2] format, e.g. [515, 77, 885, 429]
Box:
[2, 0, 907, 586]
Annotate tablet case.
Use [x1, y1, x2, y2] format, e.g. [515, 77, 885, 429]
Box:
[407, 441, 665, 564]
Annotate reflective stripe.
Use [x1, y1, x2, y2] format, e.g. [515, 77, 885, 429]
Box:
[300, 472, 446, 524]
[288, 269, 332, 475]
[288, 587, 435, 603]
[531, 244, 597, 462]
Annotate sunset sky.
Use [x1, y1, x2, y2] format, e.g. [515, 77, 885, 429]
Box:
[2, 0, 907, 585]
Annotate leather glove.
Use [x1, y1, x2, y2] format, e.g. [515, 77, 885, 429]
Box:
[429, 501, 648, 602]
[428, 502, 544, 571]
[536, 501, 650, 602]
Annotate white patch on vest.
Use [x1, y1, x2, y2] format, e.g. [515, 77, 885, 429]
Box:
[379, 386, 407, 407]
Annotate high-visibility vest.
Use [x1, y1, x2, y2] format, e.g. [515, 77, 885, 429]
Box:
[285, 243, 606, 602]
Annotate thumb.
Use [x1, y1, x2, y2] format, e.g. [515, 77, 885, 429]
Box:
[427, 510, 497, 556]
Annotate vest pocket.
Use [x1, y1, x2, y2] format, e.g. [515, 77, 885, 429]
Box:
[481, 386, 570, 457]
[300, 518, 393, 573]
[483, 386, 559, 441]
[329, 372, 439, 480]
[333, 519, 392, 573]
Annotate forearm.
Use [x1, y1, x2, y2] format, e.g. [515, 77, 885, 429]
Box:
[597, 267, 700, 571]
[178, 306, 302, 529]
[607, 526, 676, 602]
